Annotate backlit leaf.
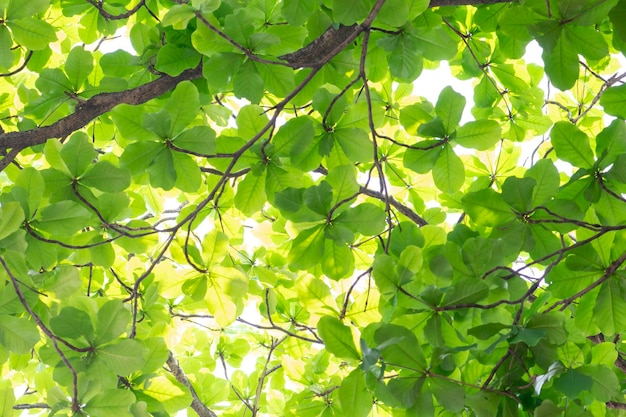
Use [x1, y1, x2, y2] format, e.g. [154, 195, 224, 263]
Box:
[318, 316, 360, 360]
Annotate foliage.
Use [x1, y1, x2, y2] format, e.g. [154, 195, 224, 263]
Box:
[0, 0, 626, 416]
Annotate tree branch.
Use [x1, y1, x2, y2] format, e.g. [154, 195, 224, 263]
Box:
[0, 65, 203, 153]
[166, 351, 217, 417]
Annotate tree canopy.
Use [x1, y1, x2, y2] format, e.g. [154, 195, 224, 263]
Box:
[1, 0, 626, 415]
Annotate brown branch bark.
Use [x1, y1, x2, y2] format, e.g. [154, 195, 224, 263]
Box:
[166, 351, 217, 417]
[0, 65, 203, 153]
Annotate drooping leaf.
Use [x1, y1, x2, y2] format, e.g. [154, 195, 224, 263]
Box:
[432, 144, 464, 193]
[318, 316, 360, 360]
[0, 202, 24, 241]
[550, 122, 595, 169]
[338, 369, 373, 417]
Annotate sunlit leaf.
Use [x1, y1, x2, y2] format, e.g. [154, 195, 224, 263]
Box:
[318, 316, 360, 360]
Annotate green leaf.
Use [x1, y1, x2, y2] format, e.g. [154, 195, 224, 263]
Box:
[429, 377, 465, 412]
[155, 44, 201, 76]
[338, 370, 373, 417]
[84, 389, 136, 417]
[34, 200, 91, 235]
[334, 203, 386, 236]
[333, 128, 374, 163]
[0, 202, 24, 241]
[281, 0, 320, 25]
[141, 376, 192, 414]
[462, 188, 515, 227]
[553, 368, 592, 399]
[322, 240, 354, 279]
[432, 144, 464, 193]
[332, 0, 369, 25]
[65, 45, 93, 90]
[550, 122, 595, 169]
[237, 104, 269, 140]
[144, 147, 174, 190]
[289, 225, 326, 270]
[325, 164, 359, 204]
[234, 62, 264, 103]
[171, 151, 202, 192]
[501, 177, 536, 212]
[0, 380, 15, 417]
[90, 240, 116, 268]
[256, 63, 295, 97]
[235, 170, 267, 216]
[97, 339, 145, 375]
[565, 25, 608, 61]
[377, 0, 429, 26]
[386, 33, 423, 82]
[6, 0, 50, 19]
[96, 299, 131, 345]
[435, 87, 465, 134]
[542, 34, 578, 91]
[610, 0, 626, 43]
[272, 116, 315, 156]
[164, 81, 200, 136]
[442, 278, 489, 306]
[593, 279, 626, 336]
[303, 181, 333, 216]
[112, 105, 160, 143]
[578, 364, 620, 402]
[596, 119, 626, 167]
[7, 18, 56, 50]
[412, 26, 458, 61]
[526, 312, 567, 345]
[403, 141, 443, 174]
[202, 229, 229, 266]
[374, 324, 426, 371]
[120, 141, 164, 174]
[454, 120, 501, 150]
[467, 323, 511, 340]
[317, 316, 360, 360]
[161, 4, 195, 30]
[49, 307, 94, 340]
[601, 83, 626, 118]
[14, 167, 44, 217]
[525, 159, 559, 206]
[81, 161, 131, 193]
[0, 315, 39, 354]
[61, 132, 98, 177]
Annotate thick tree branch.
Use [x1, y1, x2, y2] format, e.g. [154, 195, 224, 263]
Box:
[0, 65, 203, 153]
